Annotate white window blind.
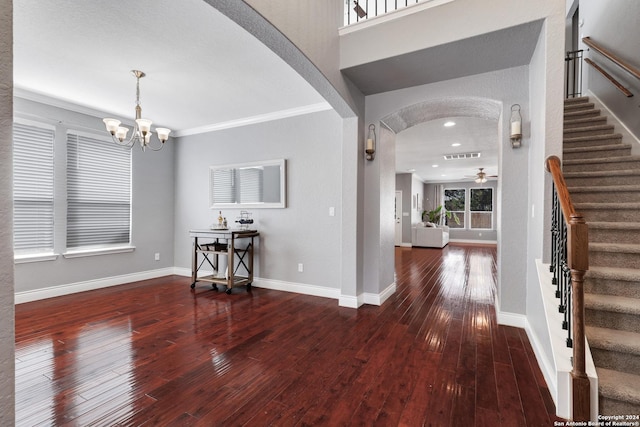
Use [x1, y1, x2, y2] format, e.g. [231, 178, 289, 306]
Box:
[239, 167, 263, 203]
[211, 168, 235, 204]
[67, 132, 131, 249]
[13, 123, 55, 253]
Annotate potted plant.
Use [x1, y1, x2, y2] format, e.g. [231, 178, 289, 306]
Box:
[422, 205, 460, 226]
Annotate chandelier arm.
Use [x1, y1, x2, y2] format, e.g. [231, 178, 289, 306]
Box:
[144, 138, 166, 151]
[109, 133, 136, 148]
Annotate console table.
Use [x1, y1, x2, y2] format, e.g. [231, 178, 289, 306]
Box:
[189, 229, 259, 294]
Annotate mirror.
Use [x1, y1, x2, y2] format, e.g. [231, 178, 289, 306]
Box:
[209, 159, 286, 209]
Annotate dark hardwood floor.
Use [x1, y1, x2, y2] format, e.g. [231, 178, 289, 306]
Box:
[15, 244, 563, 426]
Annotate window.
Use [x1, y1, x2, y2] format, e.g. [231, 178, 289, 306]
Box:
[211, 168, 236, 204]
[239, 167, 263, 203]
[444, 188, 465, 228]
[13, 123, 55, 254]
[66, 132, 131, 249]
[470, 188, 493, 229]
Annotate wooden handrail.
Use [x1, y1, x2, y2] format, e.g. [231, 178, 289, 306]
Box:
[583, 37, 640, 80]
[545, 155, 590, 421]
[585, 58, 634, 97]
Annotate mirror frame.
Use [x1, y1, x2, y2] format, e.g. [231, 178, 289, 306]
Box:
[209, 159, 286, 209]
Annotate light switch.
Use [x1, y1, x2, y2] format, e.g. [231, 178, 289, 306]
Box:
[329, 207, 335, 217]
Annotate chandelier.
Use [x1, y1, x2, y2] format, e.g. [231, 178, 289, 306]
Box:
[102, 70, 170, 151]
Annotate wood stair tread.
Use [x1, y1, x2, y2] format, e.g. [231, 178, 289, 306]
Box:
[575, 201, 640, 209]
[587, 265, 640, 281]
[564, 143, 631, 153]
[589, 242, 640, 253]
[585, 293, 640, 315]
[564, 169, 640, 178]
[564, 96, 590, 104]
[586, 326, 640, 355]
[563, 124, 614, 133]
[564, 108, 601, 118]
[563, 133, 622, 143]
[564, 117, 606, 126]
[588, 221, 640, 230]
[563, 155, 640, 165]
[596, 368, 640, 405]
[564, 102, 595, 111]
[568, 184, 640, 193]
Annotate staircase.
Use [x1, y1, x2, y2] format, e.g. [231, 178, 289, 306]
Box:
[563, 97, 640, 416]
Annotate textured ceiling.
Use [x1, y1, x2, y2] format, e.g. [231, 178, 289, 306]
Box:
[13, 0, 326, 133]
[14, 1, 538, 183]
[342, 20, 543, 96]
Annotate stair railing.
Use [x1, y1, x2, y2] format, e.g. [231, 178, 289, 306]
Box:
[582, 37, 638, 97]
[565, 49, 584, 98]
[546, 155, 590, 421]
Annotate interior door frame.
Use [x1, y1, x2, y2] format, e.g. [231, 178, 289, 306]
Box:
[395, 190, 402, 246]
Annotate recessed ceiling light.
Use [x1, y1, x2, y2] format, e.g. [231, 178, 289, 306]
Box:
[432, 164, 439, 168]
[441, 174, 447, 177]
[451, 143, 461, 147]
[444, 121, 456, 127]
[407, 168, 416, 172]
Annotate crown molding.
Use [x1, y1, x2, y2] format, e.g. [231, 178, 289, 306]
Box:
[15, 88, 332, 138]
[173, 102, 333, 137]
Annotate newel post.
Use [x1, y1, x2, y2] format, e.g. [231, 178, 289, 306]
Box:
[568, 214, 590, 421]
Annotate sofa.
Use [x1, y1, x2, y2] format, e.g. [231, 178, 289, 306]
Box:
[412, 224, 450, 248]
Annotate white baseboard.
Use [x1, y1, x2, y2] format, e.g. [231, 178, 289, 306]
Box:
[363, 282, 396, 306]
[254, 277, 341, 300]
[339, 294, 362, 308]
[398, 242, 412, 248]
[16, 267, 397, 311]
[449, 239, 498, 245]
[15, 267, 176, 304]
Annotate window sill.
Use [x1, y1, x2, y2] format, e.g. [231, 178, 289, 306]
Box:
[63, 246, 136, 259]
[14, 253, 59, 264]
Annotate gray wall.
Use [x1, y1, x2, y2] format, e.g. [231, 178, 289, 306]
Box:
[424, 180, 498, 242]
[173, 109, 343, 289]
[13, 98, 176, 293]
[366, 66, 531, 314]
[0, 0, 15, 422]
[580, 0, 640, 140]
[205, 0, 364, 304]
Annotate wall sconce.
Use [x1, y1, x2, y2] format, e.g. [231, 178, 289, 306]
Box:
[510, 104, 522, 148]
[366, 124, 376, 161]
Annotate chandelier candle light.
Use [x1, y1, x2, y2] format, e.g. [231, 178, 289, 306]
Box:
[103, 70, 171, 151]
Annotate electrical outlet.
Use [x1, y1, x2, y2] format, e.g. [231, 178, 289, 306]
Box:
[154, 252, 160, 261]
[298, 263, 304, 272]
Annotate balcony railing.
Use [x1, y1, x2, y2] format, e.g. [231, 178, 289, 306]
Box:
[344, 0, 427, 26]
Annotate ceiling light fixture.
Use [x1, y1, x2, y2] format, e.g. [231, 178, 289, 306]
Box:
[475, 168, 488, 184]
[103, 70, 171, 151]
[444, 121, 456, 127]
[432, 164, 439, 168]
[451, 143, 461, 147]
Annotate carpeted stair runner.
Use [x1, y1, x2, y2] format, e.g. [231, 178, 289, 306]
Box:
[563, 96, 640, 416]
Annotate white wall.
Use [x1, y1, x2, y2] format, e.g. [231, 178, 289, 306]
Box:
[13, 98, 176, 296]
[579, 0, 640, 140]
[0, 0, 15, 422]
[173, 109, 343, 292]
